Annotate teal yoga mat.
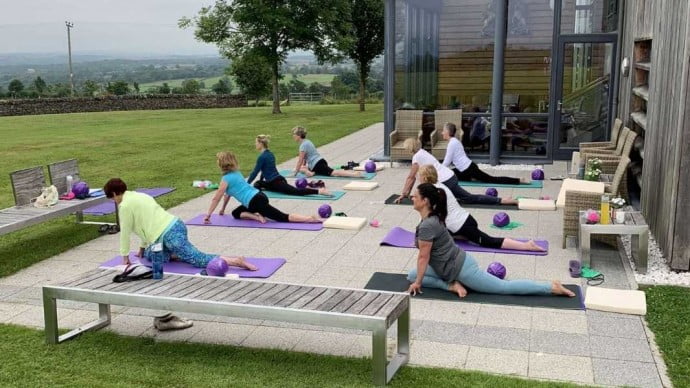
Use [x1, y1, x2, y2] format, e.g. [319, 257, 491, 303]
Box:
[459, 180, 543, 189]
[263, 190, 346, 200]
[279, 169, 376, 180]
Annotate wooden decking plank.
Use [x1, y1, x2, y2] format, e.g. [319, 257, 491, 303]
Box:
[257, 284, 302, 306]
[207, 281, 254, 301]
[285, 287, 326, 309]
[315, 289, 354, 312]
[251, 284, 291, 305]
[220, 282, 264, 302]
[149, 277, 198, 296]
[160, 278, 208, 298]
[230, 283, 277, 304]
[129, 277, 180, 294]
[197, 280, 245, 300]
[170, 278, 216, 298]
[274, 286, 315, 307]
[301, 288, 339, 310]
[75, 273, 118, 290]
[343, 292, 380, 315]
[183, 279, 229, 299]
[61, 269, 109, 287]
[330, 291, 368, 313]
[360, 294, 395, 316]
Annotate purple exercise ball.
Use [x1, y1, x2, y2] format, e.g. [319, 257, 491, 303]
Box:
[485, 187, 498, 197]
[531, 168, 545, 180]
[71, 181, 90, 199]
[318, 204, 332, 218]
[493, 212, 510, 227]
[206, 257, 229, 277]
[487, 262, 507, 279]
[365, 161, 377, 173]
[296, 177, 308, 189]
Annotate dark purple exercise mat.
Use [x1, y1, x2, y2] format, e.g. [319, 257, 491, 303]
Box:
[83, 187, 176, 215]
[100, 253, 286, 278]
[186, 214, 323, 231]
[380, 227, 549, 255]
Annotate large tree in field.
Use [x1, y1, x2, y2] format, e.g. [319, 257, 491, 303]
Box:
[228, 52, 272, 105]
[180, 0, 349, 114]
[338, 0, 384, 112]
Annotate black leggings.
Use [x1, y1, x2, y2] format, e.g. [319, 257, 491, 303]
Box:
[257, 176, 318, 196]
[451, 215, 504, 249]
[441, 175, 501, 205]
[454, 162, 520, 185]
[231, 192, 289, 223]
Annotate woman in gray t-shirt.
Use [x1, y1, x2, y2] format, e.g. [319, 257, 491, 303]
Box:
[290, 126, 363, 178]
[407, 183, 575, 299]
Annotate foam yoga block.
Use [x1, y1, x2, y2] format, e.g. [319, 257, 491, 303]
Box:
[323, 216, 367, 230]
[518, 198, 556, 211]
[584, 287, 647, 315]
[343, 181, 379, 191]
[556, 179, 605, 208]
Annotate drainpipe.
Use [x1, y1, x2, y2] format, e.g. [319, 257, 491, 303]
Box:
[611, 0, 625, 128]
[489, 0, 508, 165]
[383, 0, 395, 158]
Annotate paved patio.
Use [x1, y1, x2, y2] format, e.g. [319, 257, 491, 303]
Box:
[0, 123, 670, 387]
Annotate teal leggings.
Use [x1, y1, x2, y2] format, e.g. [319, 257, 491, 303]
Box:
[407, 254, 551, 295]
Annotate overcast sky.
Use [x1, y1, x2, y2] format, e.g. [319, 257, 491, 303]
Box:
[0, 0, 221, 55]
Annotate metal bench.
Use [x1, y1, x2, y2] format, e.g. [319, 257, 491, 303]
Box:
[0, 162, 114, 236]
[43, 269, 410, 385]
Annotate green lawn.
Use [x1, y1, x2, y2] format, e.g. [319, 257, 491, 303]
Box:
[0, 324, 584, 388]
[0, 104, 382, 276]
[644, 286, 690, 387]
[140, 73, 335, 93]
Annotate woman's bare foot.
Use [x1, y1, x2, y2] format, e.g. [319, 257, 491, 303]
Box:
[500, 197, 519, 205]
[240, 258, 258, 271]
[255, 213, 267, 223]
[551, 280, 575, 297]
[520, 177, 530, 184]
[318, 188, 332, 196]
[526, 240, 546, 251]
[299, 166, 315, 177]
[448, 281, 468, 298]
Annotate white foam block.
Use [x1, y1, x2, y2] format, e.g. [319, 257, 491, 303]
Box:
[354, 161, 385, 171]
[556, 178, 605, 208]
[323, 216, 367, 230]
[584, 287, 647, 315]
[518, 198, 556, 211]
[343, 181, 379, 191]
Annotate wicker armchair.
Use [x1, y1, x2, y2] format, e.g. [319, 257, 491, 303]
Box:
[562, 156, 631, 247]
[581, 128, 637, 174]
[429, 109, 463, 159]
[579, 118, 622, 151]
[390, 110, 423, 161]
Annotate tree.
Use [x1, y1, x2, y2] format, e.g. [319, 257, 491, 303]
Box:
[288, 79, 307, 93]
[8, 79, 24, 97]
[81, 80, 100, 96]
[159, 83, 171, 94]
[106, 81, 130, 95]
[181, 79, 201, 94]
[336, 0, 384, 111]
[50, 83, 72, 97]
[133, 82, 140, 93]
[180, 0, 350, 114]
[228, 53, 272, 105]
[330, 76, 353, 100]
[33, 77, 47, 96]
[211, 77, 233, 94]
[0, 86, 5, 98]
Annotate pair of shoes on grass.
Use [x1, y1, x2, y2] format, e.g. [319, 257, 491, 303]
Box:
[154, 313, 193, 331]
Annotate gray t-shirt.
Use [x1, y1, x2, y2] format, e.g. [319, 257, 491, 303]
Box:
[415, 215, 465, 282]
[299, 139, 322, 170]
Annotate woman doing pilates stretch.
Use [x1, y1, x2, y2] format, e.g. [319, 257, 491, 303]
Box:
[394, 138, 517, 206]
[205, 151, 321, 224]
[104, 178, 256, 271]
[417, 165, 543, 252]
[248, 134, 331, 196]
[406, 182, 575, 298]
[441, 123, 525, 184]
[291, 126, 362, 178]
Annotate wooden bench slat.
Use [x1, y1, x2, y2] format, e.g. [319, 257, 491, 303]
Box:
[221, 282, 265, 303]
[76, 272, 117, 290]
[274, 286, 316, 307]
[330, 291, 368, 313]
[127, 277, 180, 294]
[377, 295, 409, 321]
[360, 294, 395, 316]
[172, 278, 220, 299]
[150, 277, 199, 296]
[316, 289, 354, 312]
[344, 292, 380, 315]
[183, 279, 228, 299]
[143, 276, 195, 296]
[302, 288, 339, 310]
[61, 269, 107, 287]
[207, 281, 254, 301]
[196, 280, 243, 300]
[232, 283, 278, 304]
[251, 284, 291, 305]
[286, 287, 327, 309]
[159, 278, 208, 298]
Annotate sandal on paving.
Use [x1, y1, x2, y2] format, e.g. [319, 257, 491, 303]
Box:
[154, 314, 193, 331]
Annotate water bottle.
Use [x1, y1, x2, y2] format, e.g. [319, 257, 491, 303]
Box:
[66, 175, 74, 195]
[150, 242, 164, 280]
[600, 194, 610, 225]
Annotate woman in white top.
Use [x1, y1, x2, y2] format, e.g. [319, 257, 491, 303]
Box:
[394, 138, 517, 205]
[442, 123, 524, 185]
[417, 165, 544, 251]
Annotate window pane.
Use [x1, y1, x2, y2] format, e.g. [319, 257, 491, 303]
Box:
[561, 0, 619, 34]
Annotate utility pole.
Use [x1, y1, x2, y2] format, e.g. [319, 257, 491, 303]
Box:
[65, 21, 74, 96]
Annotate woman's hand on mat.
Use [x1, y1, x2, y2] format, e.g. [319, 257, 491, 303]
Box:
[203, 215, 212, 224]
[122, 255, 131, 265]
[218, 210, 224, 216]
[407, 282, 423, 296]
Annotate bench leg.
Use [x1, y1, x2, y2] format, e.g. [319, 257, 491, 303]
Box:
[580, 230, 591, 268]
[372, 327, 387, 386]
[43, 291, 59, 345]
[48, 303, 112, 344]
[631, 231, 648, 274]
[371, 306, 411, 386]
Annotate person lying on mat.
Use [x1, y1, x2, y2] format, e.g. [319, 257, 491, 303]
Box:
[248, 134, 332, 197]
[103, 178, 257, 271]
[205, 151, 322, 224]
[406, 182, 575, 299]
[441, 122, 526, 185]
[417, 165, 543, 252]
[394, 138, 517, 206]
[290, 126, 362, 178]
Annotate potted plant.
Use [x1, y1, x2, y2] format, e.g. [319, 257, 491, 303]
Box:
[584, 158, 602, 181]
[611, 197, 627, 223]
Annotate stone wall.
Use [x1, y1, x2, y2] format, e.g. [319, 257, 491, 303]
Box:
[0, 94, 248, 116]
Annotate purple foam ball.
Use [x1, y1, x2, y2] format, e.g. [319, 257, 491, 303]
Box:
[487, 262, 507, 279]
[531, 168, 545, 180]
[365, 161, 377, 173]
[206, 257, 229, 277]
[71, 181, 90, 199]
[485, 187, 498, 197]
[493, 212, 510, 227]
[296, 177, 308, 189]
[318, 204, 332, 218]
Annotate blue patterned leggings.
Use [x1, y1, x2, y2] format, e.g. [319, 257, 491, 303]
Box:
[144, 219, 217, 268]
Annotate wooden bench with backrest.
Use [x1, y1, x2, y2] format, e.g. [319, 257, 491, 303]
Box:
[0, 161, 113, 236]
[43, 269, 410, 385]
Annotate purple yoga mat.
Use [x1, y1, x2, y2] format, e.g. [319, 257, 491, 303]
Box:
[380, 227, 549, 256]
[186, 214, 323, 231]
[83, 187, 176, 215]
[100, 253, 286, 278]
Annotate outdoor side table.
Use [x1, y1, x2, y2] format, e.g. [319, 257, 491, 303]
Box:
[578, 211, 649, 274]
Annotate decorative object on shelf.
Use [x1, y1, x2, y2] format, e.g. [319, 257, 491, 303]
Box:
[585, 209, 600, 224]
[611, 197, 626, 224]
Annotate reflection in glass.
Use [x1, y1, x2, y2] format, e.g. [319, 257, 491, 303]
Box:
[561, 0, 619, 34]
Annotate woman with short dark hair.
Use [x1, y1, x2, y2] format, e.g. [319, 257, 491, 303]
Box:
[290, 126, 362, 178]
